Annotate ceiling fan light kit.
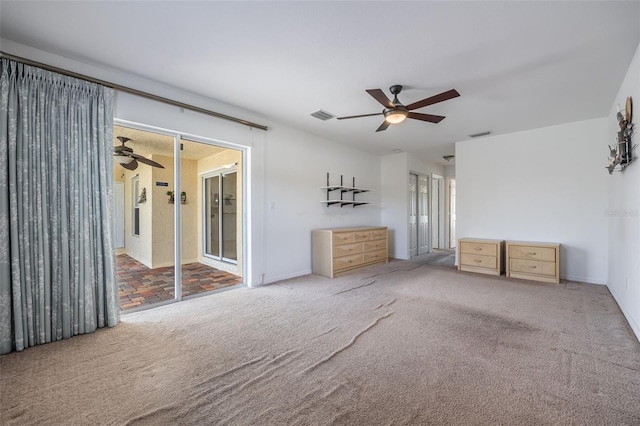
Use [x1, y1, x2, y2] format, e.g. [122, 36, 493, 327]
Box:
[114, 155, 135, 165]
[384, 108, 408, 124]
[337, 84, 459, 132]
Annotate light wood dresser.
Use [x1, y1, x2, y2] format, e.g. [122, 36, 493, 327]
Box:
[458, 238, 505, 276]
[506, 241, 560, 283]
[312, 226, 388, 278]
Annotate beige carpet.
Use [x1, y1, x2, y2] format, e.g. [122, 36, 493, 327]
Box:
[2, 260, 640, 425]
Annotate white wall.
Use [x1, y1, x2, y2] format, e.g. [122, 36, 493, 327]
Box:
[456, 118, 609, 284]
[382, 153, 409, 259]
[263, 125, 381, 282]
[607, 41, 640, 339]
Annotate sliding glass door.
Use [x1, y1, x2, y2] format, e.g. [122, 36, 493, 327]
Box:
[204, 169, 237, 263]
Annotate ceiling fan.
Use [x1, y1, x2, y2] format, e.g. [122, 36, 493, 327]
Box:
[114, 136, 165, 170]
[337, 85, 460, 132]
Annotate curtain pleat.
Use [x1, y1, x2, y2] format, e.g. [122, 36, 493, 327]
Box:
[0, 58, 118, 354]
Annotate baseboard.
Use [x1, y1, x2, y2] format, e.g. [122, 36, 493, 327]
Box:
[561, 275, 607, 285]
[151, 259, 201, 269]
[607, 287, 640, 343]
[262, 269, 312, 286]
[625, 311, 640, 343]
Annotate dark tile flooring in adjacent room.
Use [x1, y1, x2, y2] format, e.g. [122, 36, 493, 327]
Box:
[117, 254, 243, 311]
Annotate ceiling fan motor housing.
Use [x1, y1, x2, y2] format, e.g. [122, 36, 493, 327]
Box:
[389, 85, 403, 95]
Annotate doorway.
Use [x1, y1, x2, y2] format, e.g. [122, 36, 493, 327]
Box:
[409, 173, 430, 257]
[113, 123, 246, 312]
[449, 178, 456, 248]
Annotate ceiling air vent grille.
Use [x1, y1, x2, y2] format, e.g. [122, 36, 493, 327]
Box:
[310, 110, 335, 121]
[469, 130, 492, 138]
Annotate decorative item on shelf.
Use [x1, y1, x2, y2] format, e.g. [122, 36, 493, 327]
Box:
[138, 188, 147, 204]
[166, 191, 186, 204]
[321, 173, 371, 208]
[607, 96, 636, 174]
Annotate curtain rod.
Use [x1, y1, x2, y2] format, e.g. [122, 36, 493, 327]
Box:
[0, 51, 269, 131]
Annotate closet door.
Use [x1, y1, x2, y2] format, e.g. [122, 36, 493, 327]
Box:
[418, 175, 429, 255]
[409, 174, 418, 257]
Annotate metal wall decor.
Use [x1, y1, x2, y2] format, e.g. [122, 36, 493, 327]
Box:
[607, 96, 636, 174]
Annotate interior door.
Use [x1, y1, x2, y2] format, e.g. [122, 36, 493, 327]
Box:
[409, 174, 418, 257]
[418, 175, 429, 254]
[431, 175, 441, 249]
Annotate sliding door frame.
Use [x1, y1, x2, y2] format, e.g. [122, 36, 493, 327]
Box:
[114, 118, 249, 309]
[202, 166, 239, 265]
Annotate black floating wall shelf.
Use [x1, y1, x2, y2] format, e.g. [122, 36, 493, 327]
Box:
[321, 173, 371, 207]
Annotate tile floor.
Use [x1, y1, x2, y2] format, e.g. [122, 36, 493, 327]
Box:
[117, 254, 243, 311]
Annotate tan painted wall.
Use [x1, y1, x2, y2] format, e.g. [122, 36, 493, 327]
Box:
[196, 149, 243, 276]
[148, 155, 198, 268]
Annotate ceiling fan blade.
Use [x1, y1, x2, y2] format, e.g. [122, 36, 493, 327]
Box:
[120, 158, 138, 170]
[376, 121, 390, 132]
[129, 152, 165, 168]
[366, 89, 394, 108]
[336, 112, 383, 120]
[406, 89, 460, 111]
[408, 112, 446, 123]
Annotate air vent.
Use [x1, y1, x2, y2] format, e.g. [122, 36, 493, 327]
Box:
[469, 130, 492, 138]
[310, 110, 335, 121]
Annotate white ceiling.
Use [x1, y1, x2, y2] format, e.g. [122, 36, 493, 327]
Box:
[2, 1, 639, 165]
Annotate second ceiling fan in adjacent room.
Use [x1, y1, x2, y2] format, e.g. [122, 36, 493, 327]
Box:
[114, 136, 165, 170]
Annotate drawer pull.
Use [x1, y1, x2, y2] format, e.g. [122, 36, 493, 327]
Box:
[527, 252, 536, 255]
[474, 247, 482, 251]
[475, 259, 482, 263]
[528, 265, 537, 269]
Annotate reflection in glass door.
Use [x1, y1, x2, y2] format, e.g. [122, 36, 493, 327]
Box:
[204, 169, 237, 263]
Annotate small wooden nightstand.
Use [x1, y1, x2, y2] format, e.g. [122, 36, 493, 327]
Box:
[458, 238, 505, 276]
[506, 241, 560, 283]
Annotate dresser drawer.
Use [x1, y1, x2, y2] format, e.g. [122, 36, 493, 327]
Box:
[364, 249, 387, 264]
[460, 241, 497, 257]
[333, 242, 363, 257]
[509, 245, 556, 262]
[333, 232, 355, 245]
[353, 231, 371, 242]
[364, 239, 386, 252]
[509, 259, 556, 276]
[460, 253, 497, 270]
[334, 253, 364, 271]
[370, 229, 387, 240]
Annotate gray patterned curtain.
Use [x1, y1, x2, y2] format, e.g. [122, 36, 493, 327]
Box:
[0, 58, 119, 354]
